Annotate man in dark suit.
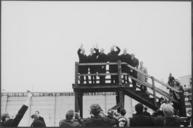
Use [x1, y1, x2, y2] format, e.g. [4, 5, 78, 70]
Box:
[31, 114, 46, 127]
[130, 103, 154, 127]
[119, 48, 131, 84]
[88, 47, 99, 84]
[59, 110, 81, 128]
[97, 48, 108, 84]
[130, 54, 139, 89]
[32, 110, 46, 127]
[77, 44, 89, 84]
[83, 104, 116, 127]
[107, 46, 121, 84]
[0, 91, 32, 127]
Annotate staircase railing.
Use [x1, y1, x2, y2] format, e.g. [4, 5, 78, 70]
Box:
[75, 61, 181, 103]
[124, 62, 181, 93]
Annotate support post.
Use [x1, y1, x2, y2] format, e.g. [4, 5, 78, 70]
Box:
[75, 92, 83, 118]
[116, 91, 124, 109]
[3, 95, 8, 112]
[54, 93, 57, 126]
[151, 76, 156, 105]
[118, 60, 122, 86]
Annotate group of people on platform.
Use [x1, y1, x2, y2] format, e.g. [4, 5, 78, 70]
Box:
[77, 44, 148, 90]
[58, 102, 191, 128]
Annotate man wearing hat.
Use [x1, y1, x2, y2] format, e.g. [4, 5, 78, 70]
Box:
[31, 114, 45, 127]
[59, 110, 81, 128]
[130, 103, 154, 127]
[83, 104, 116, 127]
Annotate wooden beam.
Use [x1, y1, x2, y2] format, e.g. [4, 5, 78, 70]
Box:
[116, 91, 124, 109]
[74, 92, 83, 118]
[75, 92, 79, 113]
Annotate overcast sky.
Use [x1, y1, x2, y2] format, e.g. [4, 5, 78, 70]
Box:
[2, 1, 191, 92]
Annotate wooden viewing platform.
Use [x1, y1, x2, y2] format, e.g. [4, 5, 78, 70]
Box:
[72, 61, 186, 118]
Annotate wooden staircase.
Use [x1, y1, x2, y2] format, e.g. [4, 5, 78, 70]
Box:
[73, 61, 187, 117]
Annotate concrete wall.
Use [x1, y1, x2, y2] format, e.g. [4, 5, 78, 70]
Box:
[1, 92, 134, 127]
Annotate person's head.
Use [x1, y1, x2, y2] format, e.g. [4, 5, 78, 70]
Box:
[107, 109, 114, 118]
[81, 49, 85, 54]
[135, 103, 144, 114]
[175, 80, 181, 86]
[161, 103, 174, 117]
[90, 104, 102, 116]
[169, 73, 172, 77]
[65, 110, 74, 121]
[118, 117, 127, 127]
[131, 53, 135, 59]
[123, 48, 127, 55]
[110, 46, 115, 52]
[90, 48, 94, 54]
[74, 112, 80, 120]
[31, 114, 38, 120]
[119, 108, 126, 116]
[144, 107, 147, 112]
[100, 48, 104, 53]
[35, 111, 40, 117]
[1, 113, 10, 122]
[159, 97, 165, 104]
[99, 110, 106, 117]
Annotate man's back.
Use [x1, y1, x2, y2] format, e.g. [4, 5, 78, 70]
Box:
[164, 117, 181, 126]
[83, 116, 114, 127]
[130, 114, 154, 127]
[31, 119, 45, 127]
[60, 120, 81, 128]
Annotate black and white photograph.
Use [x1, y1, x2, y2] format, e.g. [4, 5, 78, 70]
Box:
[1, 1, 192, 127]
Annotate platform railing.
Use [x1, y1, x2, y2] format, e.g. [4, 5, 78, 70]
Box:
[75, 61, 182, 103]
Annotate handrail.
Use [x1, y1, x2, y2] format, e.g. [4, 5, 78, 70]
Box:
[78, 73, 118, 76]
[78, 62, 118, 66]
[129, 75, 177, 102]
[123, 62, 181, 93]
[153, 77, 181, 93]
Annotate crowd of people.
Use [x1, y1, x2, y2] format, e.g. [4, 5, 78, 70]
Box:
[77, 44, 148, 90]
[59, 102, 192, 128]
[1, 91, 191, 127]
